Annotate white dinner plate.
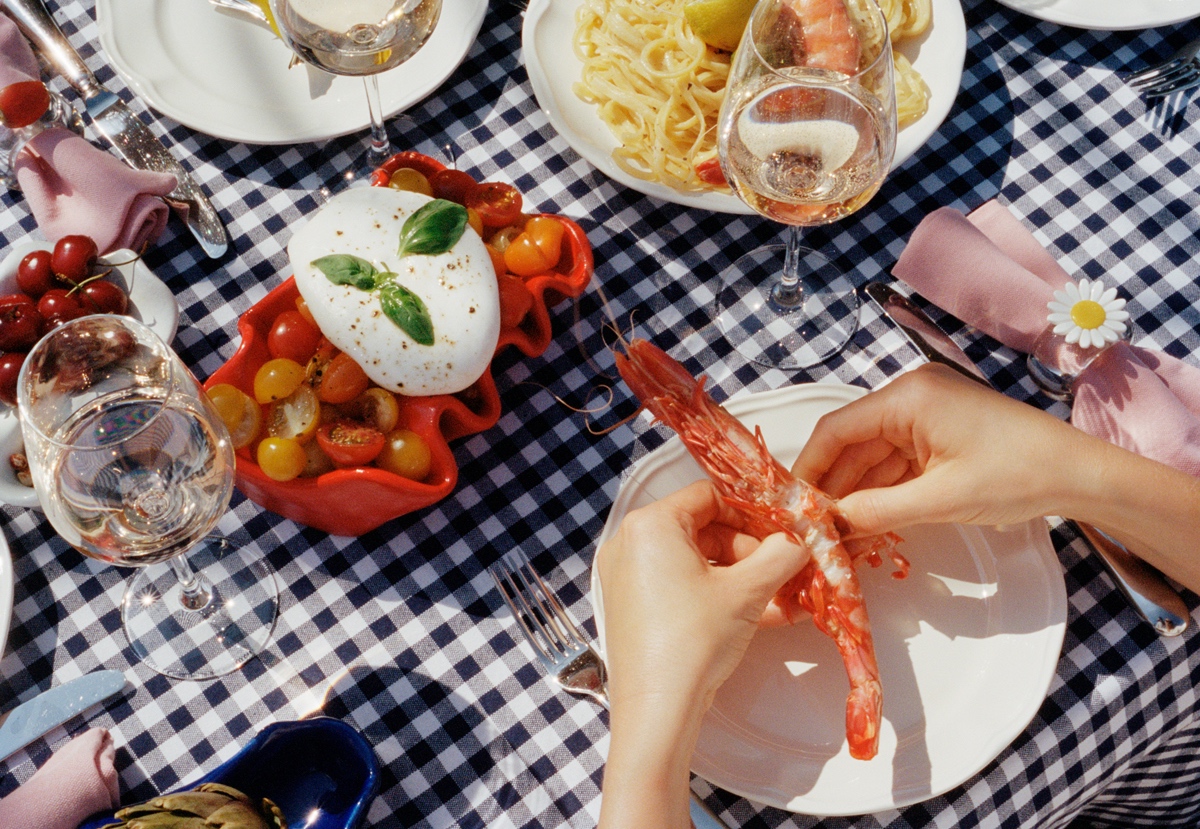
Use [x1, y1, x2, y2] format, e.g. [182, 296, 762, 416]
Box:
[0, 529, 10, 657]
[95, 0, 487, 146]
[523, 0, 967, 214]
[593, 383, 1067, 815]
[990, 0, 1200, 30]
[0, 243, 180, 509]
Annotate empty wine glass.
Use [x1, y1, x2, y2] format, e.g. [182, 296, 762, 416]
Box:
[270, 0, 443, 188]
[715, 0, 897, 369]
[17, 316, 278, 680]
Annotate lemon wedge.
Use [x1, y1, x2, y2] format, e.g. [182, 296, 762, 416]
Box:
[249, 0, 283, 38]
[683, 0, 757, 52]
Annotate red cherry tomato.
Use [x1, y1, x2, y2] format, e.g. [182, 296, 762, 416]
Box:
[0, 352, 25, 406]
[316, 421, 385, 467]
[268, 310, 322, 364]
[0, 301, 42, 351]
[16, 250, 55, 298]
[50, 235, 99, 283]
[465, 182, 523, 229]
[429, 169, 478, 205]
[308, 349, 370, 405]
[79, 280, 129, 315]
[0, 80, 50, 129]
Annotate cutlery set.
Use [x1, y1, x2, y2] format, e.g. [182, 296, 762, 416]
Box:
[0, 0, 227, 258]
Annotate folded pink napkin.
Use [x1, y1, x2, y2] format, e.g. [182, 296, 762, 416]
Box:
[0, 17, 176, 253]
[893, 200, 1200, 479]
[0, 727, 120, 829]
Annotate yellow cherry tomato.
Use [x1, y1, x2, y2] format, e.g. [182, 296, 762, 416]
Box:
[466, 208, 484, 237]
[503, 234, 553, 277]
[254, 357, 306, 404]
[388, 168, 433, 196]
[206, 384, 262, 450]
[265, 384, 320, 444]
[257, 437, 306, 481]
[524, 216, 564, 265]
[376, 429, 432, 481]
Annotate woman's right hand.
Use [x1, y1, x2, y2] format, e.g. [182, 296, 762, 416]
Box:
[791, 364, 1092, 537]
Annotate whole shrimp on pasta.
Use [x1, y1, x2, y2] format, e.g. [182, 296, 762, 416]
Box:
[615, 338, 907, 760]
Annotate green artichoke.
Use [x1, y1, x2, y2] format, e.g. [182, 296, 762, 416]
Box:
[97, 782, 287, 829]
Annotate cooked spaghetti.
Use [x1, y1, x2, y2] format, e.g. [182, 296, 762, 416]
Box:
[573, 0, 933, 191]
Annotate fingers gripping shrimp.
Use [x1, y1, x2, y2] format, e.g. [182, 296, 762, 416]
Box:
[615, 339, 906, 760]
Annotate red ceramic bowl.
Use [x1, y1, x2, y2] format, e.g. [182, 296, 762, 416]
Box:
[205, 153, 593, 536]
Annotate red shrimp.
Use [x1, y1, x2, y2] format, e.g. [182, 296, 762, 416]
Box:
[615, 338, 906, 760]
[779, 0, 862, 76]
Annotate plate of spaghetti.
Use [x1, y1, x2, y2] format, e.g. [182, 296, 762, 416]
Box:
[523, 0, 966, 213]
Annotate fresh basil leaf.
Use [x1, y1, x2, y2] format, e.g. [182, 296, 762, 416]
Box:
[311, 254, 379, 290]
[379, 280, 435, 346]
[397, 199, 468, 257]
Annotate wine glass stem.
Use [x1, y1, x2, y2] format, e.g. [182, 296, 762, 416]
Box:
[773, 225, 805, 310]
[170, 556, 212, 612]
[363, 75, 391, 166]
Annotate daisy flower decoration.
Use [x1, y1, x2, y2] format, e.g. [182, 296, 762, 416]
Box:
[1046, 279, 1130, 349]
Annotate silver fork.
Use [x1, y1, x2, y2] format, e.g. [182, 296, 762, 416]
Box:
[1127, 36, 1200, 97]
[489, 550, 731, 829]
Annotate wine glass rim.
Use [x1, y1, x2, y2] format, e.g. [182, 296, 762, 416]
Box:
[745, 0, 892, 82]
[16, 314, 178, 450]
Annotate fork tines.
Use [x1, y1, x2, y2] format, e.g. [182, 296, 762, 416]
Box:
[490, 551, 587, 665]
[1127, 37, 1200, 97]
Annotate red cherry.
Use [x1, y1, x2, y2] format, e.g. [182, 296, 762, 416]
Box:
[37, 288, 82, 323]
[79, 280, 129, 315]
[50, 235, 99, 283]
[0, 81, 50, 129]
[16, 249, 55, 298]
[0, 352, 25, 406]
[0, 301, 42, 351]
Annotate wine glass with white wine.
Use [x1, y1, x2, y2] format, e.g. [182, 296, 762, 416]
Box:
[270, 0, 443, 188]
[17, 316, 278, 680]
[715, 0, 897, 369]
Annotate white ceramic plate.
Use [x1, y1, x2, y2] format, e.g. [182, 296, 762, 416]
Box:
[0, 243, 180, 509]
[990, 0, 1200, 30]
[95, 0, 487, 146]
[523, 0, 966, 214]
[593, 383, 1067, 815]
[0, 529, 10, 657]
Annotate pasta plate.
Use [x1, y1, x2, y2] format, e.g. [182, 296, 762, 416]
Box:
[523, 0, 966, 214]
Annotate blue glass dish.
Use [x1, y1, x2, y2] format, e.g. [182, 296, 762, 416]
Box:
[78, 718, 379, 829]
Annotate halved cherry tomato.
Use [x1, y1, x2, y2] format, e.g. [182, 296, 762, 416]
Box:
[206, 383, 263, 449]
[341, 387, 400, 433]
[465, 182, 523, 229]
[487, 225, 523, 253]
[254, 357, 306, 404]
[257, 437, 307, 482]
[265, 384, 320, 443]
[503, 234, 553, 277]
[268, 310, 322, 364]
[376, 429, 432, 480]
[523, 216, 564, 265]
[317, 421, 385, 467]
[497, 273, 534, 329]
[429, 169, 478, 204]
[388, 168, 433, 196]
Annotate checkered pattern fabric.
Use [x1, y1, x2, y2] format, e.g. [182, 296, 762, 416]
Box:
[0, 1, 1198, 827]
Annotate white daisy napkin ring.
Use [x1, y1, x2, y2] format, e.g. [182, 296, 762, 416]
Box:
[1027, 278, 1131, 400]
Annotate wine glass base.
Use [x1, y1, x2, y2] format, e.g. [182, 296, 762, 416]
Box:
[714, 244, 861, 370]
[123, 538, 278, 681]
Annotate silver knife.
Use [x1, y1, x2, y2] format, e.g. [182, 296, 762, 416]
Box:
[0, 0, 228, 259]
[864, 281, 1191, 637]
[0, 670, 126, 763]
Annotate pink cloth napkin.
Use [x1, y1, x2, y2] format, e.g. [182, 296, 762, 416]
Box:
[0, 17, 176, 253]
[0, 727, 120, 829]
[892, 200, 1200, 479]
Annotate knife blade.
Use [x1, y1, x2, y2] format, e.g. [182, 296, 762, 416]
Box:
[864, 281, 1191, 637]
[0, 0, 228, 259]
[0, 670, 126, 763]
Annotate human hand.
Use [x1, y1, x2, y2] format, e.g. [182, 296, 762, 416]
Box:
[792, 364, 1092, 537]
[596, 480, 809, 714]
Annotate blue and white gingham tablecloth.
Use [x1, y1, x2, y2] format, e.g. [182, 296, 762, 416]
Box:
[1, 1, 1199, 827]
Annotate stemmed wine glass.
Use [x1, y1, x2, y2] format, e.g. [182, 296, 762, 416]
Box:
[269, 0, 443, 189]
[17, 316, 278, 680]
[715, 0, 897, 369]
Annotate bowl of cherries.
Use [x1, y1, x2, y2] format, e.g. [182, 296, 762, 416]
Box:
[0, 236, 179, 508]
